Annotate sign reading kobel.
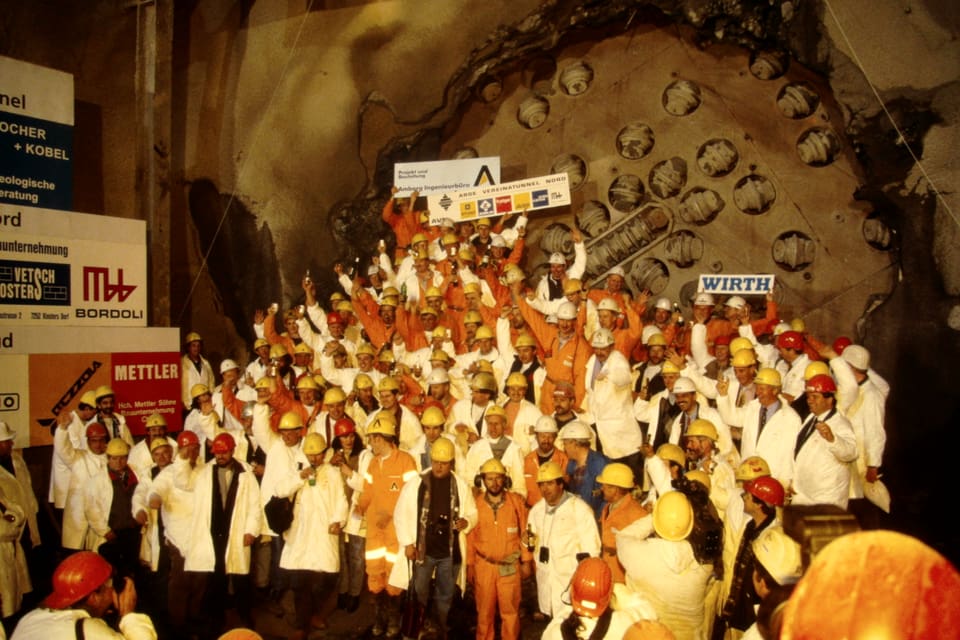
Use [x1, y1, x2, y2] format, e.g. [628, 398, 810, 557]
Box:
[427, 173, 572, 225]
[0, 55, 74, 211]
[0, 204, 147, 325]
[698, 273, 775, 295]
[393, 157, 500, 198]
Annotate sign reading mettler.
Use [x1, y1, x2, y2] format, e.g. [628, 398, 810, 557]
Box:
[427, 173, 572, 225]
[394, 157, 500, 199]
[698, 273, 775, 295]
[0, 56, 74, 210]
[0, 204, 146, 325]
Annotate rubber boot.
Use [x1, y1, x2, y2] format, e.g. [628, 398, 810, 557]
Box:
[386, 594, 403, 637]
[372, 591, 388, 636]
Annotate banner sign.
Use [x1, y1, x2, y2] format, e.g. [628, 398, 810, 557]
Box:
[426, 173, 571, 225]
[393, 157, 500, 198]
[698, 273, 775, 295]
[0, 326, 181, 447]
[0, 55, 74, 210]
[0, 204, 147, 326]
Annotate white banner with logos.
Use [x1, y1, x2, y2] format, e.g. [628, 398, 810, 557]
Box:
[0, 204, 147, 326]
[426, 173, 572, 225]
[393, 157, 500, 197]
[698, 273, 775, 295]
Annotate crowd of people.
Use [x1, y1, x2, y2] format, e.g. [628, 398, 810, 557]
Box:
[0, 195, 892, 640]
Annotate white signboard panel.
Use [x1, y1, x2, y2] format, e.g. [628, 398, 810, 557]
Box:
[393, 157, 500, 197]
[427, 173, 571, 225]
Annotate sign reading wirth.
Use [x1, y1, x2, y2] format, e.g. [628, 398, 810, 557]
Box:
[698, 273, 775, 295]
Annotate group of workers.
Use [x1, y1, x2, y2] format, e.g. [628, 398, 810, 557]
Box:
[0, 200, 892, 640]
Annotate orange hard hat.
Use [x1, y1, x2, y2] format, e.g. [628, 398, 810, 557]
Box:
[570, 557, 613, 617]
[45, 551, 113, 609]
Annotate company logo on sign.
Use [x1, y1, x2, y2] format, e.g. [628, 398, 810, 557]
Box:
[495, 195, 512, 213]
[532, 189, 549, 208]
[0, 392, 19, 412]
[478, 198, 494, 214]
[83, 267, 136, 302]
[0, 259, 70, 306]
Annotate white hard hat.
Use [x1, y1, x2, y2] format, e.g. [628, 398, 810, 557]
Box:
[546, 314, 558, 325]
[753, 526, 803, 586]
[673, 377, 696, 394]
[773, 321, 792, 336]
[641, 326, 663, 344]
[654, 297, 672, 312]
[842, 344, 870, 371]
[440, 217, 456, 229]
[426, 368, 450, 385]
[367, 264, 381, 276]
[491, 234, 506, 248]
[693, 292, 715, 306]
[560, 421, 593, 441]
[557, 302, 578, 320]
[219, 358, 240, 374]
[608, 266, 626, 278]
[725, 295, 747, 309]
[591, 328, 615, 348]
[0, 420, 14, 442]
[534, 415, 559, 433]
[548, 252, 567, 265]
[597, 298, 620, 313]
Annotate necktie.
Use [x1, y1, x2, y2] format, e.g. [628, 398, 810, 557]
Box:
[757, 406, 768, 440]
[795, 413, 817, 457]
[681, 413, 689, 436]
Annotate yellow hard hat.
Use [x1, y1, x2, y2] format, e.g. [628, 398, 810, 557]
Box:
[790, 318, 806, 333]
[729, 337, 754, 356]
[485, 405, 507, 421]
[755, 367, 782, 388]
[804, 361, 830, 381]
[753, 525, 803, 586]
[254, 338, 270, 350]
[383, 286, 400, 298]
[367, 412, 398, 437]
[475, 217, 492, 227]
[464, 282, 482, 296]
[479, 458, 507, 476]
[410, 232, 428, 246]
[278, 411, 304, 431]
[336, 300, 353, 314]
[475, 326, 494, 340]
[79, 390, 98, 408]
[536, 461, 565, 483]
[184, 331, 203, 344]
[149, 438, 172, 453]
[145, 413, 167, 429]
[419, 306, 438, 317]
[303, 433, 327, 455]
[95, 385, 115, 401]
[353, 373, 374, 390]
[471, 372, 497, 393]
[329, 291, 346, 303]
[380, 296, 399, 308]
[463, 311, 483, 326]
[736, 455, 771, 482]
[356, 343, 377, 357]
[378, 350, 396, 364]
[514, 333, 538, 349]
[293, 343, 313, 356]
[563, 278, 583, 295]
[297, 376, 320, 391]
[475, 360, 494, 374]
[106, 439, 130, 457]
[505, 372, 528, 388]
[597, 463, 635, 489]
[732, 350, 757, 367]
[323, 387, 347, 404]
[657, 443, 686, 468]
[255, 377, 273, 390]
[686, 419, 718, 441]
[425, 286, 443, 299]
[420, 406, 446, 427]
[430, 438, 455, 463]
[442, 232, 458, 245]
[661, 361, 681, 375]
[269, 343, 288, 360]
[646, 333, 668, 347]
[430, 349, 450, 363]
[685, 469, 712, 491]
[653, 490, 694, 541]
[378, 376, 400, 392]
[190, 384, 210, 400]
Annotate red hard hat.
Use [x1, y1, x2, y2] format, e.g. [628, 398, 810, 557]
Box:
[211, 432, 236, 454]
[327, 311, 344, 325]
[570, 557, 613, 617]
[776, 330, 804, 351]
[832, 336, 853, 354]
[177, 431, 200, 449]
[333, 417, 356, 437]
[744, 476, 785, 507]
[805, 374, 837, 395]
[45, 551, 113, 609]
[714, 334, 733, 346]
[85, 423, 108, 439]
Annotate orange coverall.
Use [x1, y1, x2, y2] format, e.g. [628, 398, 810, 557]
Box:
[600, 494, 649, 583]
[522, 449, 569, 508]
[359, 447, 418, 594]
[467, 490, 532, 640]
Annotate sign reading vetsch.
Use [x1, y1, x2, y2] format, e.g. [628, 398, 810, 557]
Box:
[698, 273, 776, 295]
[393, 157, 501, 199]
[0, 204, 147, 326]
[0, 55, 74, 211]
[0, 326, 181, 447]
[426, 173, 572, 226]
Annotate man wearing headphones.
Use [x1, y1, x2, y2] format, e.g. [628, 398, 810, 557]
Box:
[466, 458, 533, 640]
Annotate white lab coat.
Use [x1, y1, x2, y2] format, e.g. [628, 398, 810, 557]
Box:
[177, 459, 262, 573]
[502, 399, 542, 455]
[781, 354, 810, 401]
[528, 492, 601, 618]
[260, 439, 309, 537]
[738, 399, 802, 488]
[667, 402, 738, 468]
[181, 353, 215, 410]
[343, 449, 373, 537]
[698, 456, 737, 520]
[584, 350, 643, 459]
[276, 463, 348, 573]
[389, 471, 477, 592]
[463, 437, 527, 498]
[0, 485, 30, 619]
[127, 436, 177, 484]
[10, 608, 157, 640]
[56, 428, 107, 550]
[83, 466, 126, 551]
[843, 378, 887, 499]
[791, 409, 858, 509]
[48, 410, 86, 508]
[617, 513, 714, 640]
[132, 466, 164, 571]
[148, 460, 202, 553]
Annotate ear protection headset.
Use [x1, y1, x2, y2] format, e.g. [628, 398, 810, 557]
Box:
[474, 473, 513, 489]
